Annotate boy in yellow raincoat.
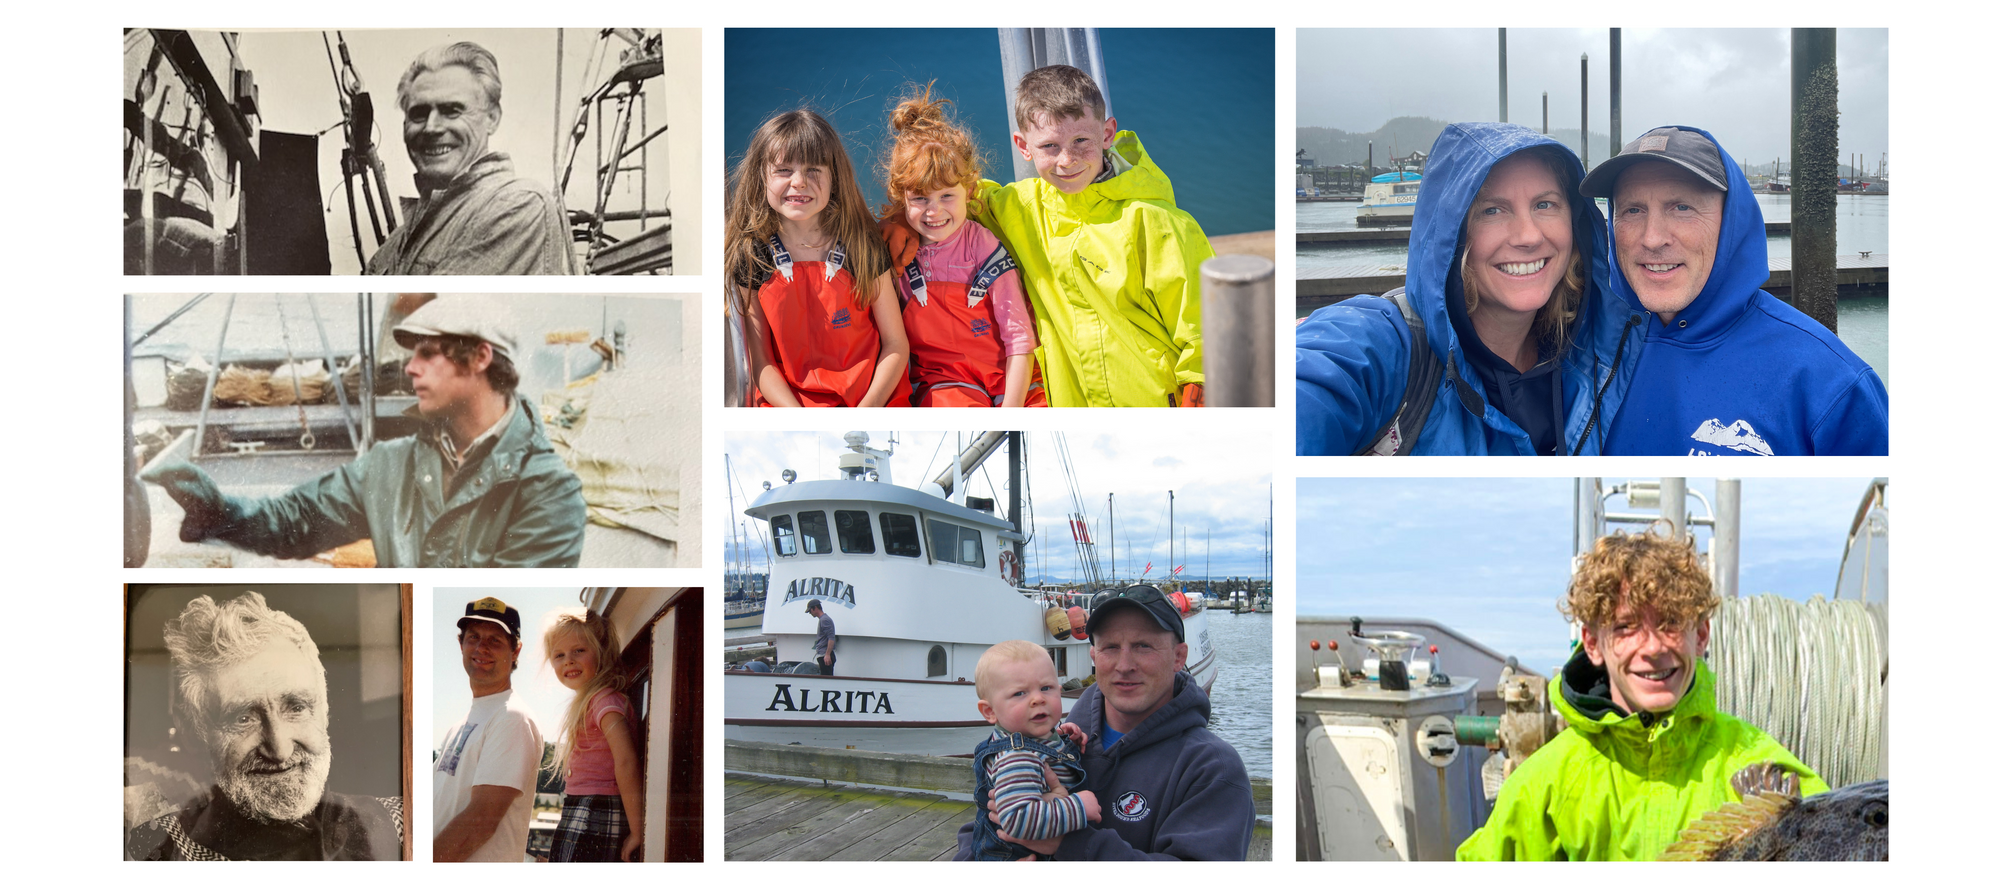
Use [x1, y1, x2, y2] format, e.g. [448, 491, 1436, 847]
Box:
[968, 64, 1209, 408]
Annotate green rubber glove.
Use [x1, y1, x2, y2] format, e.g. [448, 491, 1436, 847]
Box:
[139, 460, 240, 542]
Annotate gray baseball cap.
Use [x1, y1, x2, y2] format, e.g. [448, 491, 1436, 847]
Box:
[1580, 126, 1729, 199]
[392, 296, 518, 359]
[1085, 584, 1185, 643]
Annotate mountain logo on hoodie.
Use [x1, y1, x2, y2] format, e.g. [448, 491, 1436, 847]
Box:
[1113, 790, 1151, 821]
[1689, 419, 1775, 456]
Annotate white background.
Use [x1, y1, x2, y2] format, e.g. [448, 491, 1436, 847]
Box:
[71, 2, 1977, 874]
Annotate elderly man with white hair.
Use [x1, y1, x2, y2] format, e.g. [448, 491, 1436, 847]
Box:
[364, 41, 576, 275]
[141, 296, 587, 567]
[127, 591, 403, 860]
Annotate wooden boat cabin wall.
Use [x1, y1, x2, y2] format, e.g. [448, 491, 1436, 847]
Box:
[586, 586, 703, 862]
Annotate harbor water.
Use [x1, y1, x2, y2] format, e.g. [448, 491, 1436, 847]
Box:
[1202, 606, 1273, 781]
[1297, 194, 1888, 378]
[724, 28, 1276, 237]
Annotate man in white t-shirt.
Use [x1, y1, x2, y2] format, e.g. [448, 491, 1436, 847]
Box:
[433, 596, 543, 862]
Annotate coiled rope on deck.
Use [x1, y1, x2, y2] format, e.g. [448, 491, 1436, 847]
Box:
[1708, 594, 1885, 789]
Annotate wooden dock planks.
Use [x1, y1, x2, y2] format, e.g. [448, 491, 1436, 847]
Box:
[725, 773, 1274, 861]
[725, 775, 973, 861]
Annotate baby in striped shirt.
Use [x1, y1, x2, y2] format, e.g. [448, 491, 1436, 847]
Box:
[968, 641, 1102, 859]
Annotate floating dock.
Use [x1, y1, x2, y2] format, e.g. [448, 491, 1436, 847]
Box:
[1299, 220, 1795, 246]
[1299, 253, 1887, 308]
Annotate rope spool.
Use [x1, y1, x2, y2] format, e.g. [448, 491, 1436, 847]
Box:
[1709, 594, 1885, 788]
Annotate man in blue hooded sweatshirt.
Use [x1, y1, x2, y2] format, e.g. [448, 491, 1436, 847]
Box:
[1580, 126, 1887, 455]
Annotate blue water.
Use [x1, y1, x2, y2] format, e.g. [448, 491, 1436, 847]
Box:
[725, 29, 1276, 237]
[1204, 608, 1273, 780]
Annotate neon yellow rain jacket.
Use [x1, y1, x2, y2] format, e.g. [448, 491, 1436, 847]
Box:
[975, 131, 1209, 407]
[1456, 650, 1829, 861]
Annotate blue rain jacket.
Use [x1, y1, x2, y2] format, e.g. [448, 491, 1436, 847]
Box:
[1598, 126, 1887, 455]
[1296, 123, 1641, 455]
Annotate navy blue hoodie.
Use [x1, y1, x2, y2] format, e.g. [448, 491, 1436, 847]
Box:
[954, 673, 1254, 860]
[1600, 126, 1887, 455]
[1297, 123, 1639, 455]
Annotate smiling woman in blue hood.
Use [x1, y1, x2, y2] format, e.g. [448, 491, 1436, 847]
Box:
[1296, 122, 1640, 456]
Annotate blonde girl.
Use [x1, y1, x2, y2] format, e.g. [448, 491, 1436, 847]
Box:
[723, 108, 909, 407]
[543, 611, 643, 861]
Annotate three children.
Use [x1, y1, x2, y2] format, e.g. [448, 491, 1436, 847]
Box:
[727, 64, 1210, 408]
[969, 640, 1101, 860]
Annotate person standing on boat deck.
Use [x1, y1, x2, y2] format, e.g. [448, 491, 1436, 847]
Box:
[434, 597, 545, 862]
[954, 585, 1255, 860]
[364, 42, 576, 275]
[1582, 125, 1886, 455]
[142, 297, 587, 567]
[807, 599, 837, 675]
[126, 591, 403, 860]
[1458, 532, 1828, 860]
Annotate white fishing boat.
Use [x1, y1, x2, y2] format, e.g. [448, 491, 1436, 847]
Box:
[723, 432, 1217, 753]
[1356, 171, 1422, 223]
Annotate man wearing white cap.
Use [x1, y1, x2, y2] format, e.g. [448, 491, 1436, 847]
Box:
[143, 296, 587, 567]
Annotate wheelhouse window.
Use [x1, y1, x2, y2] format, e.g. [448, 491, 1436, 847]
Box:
[880, 512, 921, 558]
[927, 645, 947, 678]
[835, 510, 876, 554]
[798, 510, 832, 555]
[771, 515, 797, 557]
[926, 518, 985, 568]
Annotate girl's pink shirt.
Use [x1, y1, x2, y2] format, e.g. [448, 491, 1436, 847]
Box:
[564, 689, 633, 795]
[895, 221, 1038, 356]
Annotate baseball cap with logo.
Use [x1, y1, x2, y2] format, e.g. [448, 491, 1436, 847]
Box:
[393, 296, 519, 360]
[1579, 125, 1730, 199]
[1085, 584, 1185, 642]
[457, 596, 522, 640]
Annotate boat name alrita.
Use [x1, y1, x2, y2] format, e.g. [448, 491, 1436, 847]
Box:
[779, 577, 857, 608]
[766, 683, 894, 714]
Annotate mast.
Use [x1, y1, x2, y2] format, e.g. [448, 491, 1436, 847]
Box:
[725, 454, 740, 593]
[1108, 493, 1116, 585]
[1008, 431, 1024, 584]
[1168, 490, 1175, 587]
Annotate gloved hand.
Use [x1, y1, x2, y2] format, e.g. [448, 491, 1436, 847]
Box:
[879, 214, 922, 271]
[1177, 382, 1205, 407]
[140, 460, 240, 542]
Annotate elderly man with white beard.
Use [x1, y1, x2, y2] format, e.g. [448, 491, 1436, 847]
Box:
[126, 592, 403, 860]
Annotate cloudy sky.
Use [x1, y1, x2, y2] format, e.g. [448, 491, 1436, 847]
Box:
[1297, 28, 1888, 166]
[1297, 477, 1879, 672]
[725, 431, 1274, 583]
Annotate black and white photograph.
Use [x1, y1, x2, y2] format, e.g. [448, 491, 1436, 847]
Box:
[124, 293, 700, 569]
[122, 28, 699, 276]
[124, 583, 411, 861]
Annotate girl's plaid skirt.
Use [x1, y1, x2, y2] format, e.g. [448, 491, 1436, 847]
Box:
[549, 794, 629, 862]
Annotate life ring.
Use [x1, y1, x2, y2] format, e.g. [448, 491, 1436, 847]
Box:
[999, 550, 1018, 582]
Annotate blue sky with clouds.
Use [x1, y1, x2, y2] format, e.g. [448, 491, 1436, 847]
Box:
[1297, 477, 1878, 672]
[726, 431, 1273, 584]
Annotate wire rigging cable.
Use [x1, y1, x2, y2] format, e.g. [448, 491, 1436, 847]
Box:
[1708, 594, 1885, 789]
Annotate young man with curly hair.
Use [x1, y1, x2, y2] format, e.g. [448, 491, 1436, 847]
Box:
[1457, 531, 1828, 860]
